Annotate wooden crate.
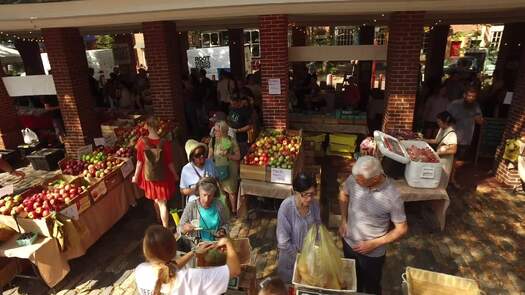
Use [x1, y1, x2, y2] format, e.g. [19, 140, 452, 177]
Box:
[240, 164, 269, 182]
[103, 167, 124, 192]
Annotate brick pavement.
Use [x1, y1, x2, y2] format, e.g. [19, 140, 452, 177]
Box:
[1, 160, 525, 294]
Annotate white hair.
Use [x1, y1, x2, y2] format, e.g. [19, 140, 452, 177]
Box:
[352, 156, 384, 180]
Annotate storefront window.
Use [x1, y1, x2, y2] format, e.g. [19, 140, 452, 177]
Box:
[244, 29, 260, 58]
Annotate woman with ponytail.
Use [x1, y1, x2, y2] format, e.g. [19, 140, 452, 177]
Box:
[135, 225, 241, 295]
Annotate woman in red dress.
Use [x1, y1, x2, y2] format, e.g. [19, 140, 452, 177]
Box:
[132, 117, 179, 228]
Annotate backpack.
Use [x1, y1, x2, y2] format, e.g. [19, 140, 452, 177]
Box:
[142, 137, 166, 181]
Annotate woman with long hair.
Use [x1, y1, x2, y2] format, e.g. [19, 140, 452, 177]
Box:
[135, 225, 241, 295]
[132, 116, 179, 228]
[208, 121, 240, 214]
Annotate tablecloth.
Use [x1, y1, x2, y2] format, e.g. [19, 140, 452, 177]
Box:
[237, 179, 293, 218]
[0, 178, 142, 287]
[394, 179, 450, 231]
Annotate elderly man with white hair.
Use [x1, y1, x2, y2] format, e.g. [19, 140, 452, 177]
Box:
[339, 156, 408, 295]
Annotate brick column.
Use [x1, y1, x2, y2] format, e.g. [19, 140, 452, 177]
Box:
[143, 21, 187, 136]
[259, 15, 289, 129]
[228, 28, 245, 80]
[0, 64, 23, 149]
[382, 11, 425, 131]
[495, 45, 525, 186]
[425, 25, 450, 84]
[14, 40, 45, 75]
[42, 27, 100, 156]
[178, 31, 189, 77]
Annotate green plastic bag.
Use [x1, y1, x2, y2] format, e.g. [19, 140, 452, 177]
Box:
[297, 224, 345, 290]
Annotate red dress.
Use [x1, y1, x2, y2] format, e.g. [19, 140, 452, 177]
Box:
[135, 138, 176, 201]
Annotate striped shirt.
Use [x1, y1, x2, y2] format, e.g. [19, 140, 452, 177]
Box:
[342, 176, 406, 257]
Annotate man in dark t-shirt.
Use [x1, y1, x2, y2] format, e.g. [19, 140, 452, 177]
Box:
[227, 96, 253, 157]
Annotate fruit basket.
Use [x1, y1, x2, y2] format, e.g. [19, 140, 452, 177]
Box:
[240, 129, 303, 185]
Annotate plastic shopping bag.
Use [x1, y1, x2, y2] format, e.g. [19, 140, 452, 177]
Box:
[21, 128, 39, 144]
[296, 224, 345, 289]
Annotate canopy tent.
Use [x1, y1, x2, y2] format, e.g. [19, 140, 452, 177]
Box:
[0, 44, 22, 64]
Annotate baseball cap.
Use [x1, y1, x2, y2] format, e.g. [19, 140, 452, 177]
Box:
[210, 112, 226, 122]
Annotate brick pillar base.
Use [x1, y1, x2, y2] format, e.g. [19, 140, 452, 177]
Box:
[260, 15, 289, 129]
[143, 21, 187, 136]
[43, 27, 100, 156]
[495, 45, 525, 186]
[0, 63, 23, 149]
[382, 11, 425, 131]
[229, 28, 245, 80]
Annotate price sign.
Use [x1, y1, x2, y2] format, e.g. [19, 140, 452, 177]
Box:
[227, 277, 239, 290]
[90, 181, 108, 200]
[104, 135, 117, 147]
[60, 203, 79, 220]
[120, 158, 134, 178]
[94, 137, 106, 147]
[77, 144, 93, 159]
[0, 185, 14, 198]
[270, 167, 292, 184]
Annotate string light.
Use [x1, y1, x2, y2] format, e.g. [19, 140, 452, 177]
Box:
[0, 31, 43, 43]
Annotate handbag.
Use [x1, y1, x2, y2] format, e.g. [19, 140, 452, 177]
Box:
[142, 137, 166, 181]
[212, 137, 230, 181]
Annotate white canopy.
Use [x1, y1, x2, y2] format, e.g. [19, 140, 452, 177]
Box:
[0, 44, 22, 64]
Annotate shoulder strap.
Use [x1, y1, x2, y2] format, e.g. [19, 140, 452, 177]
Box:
[437, 130, 456, 147]
[191, 163, 203, 179]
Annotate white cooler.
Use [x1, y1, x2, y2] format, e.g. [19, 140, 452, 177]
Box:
[374, 131, 442, 189]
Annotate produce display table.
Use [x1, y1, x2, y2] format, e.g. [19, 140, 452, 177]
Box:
[289, 113, 369, 135]
[0, 178, 142, 287]
[237, 179, 293, 218]
[394, 179, 449, 231]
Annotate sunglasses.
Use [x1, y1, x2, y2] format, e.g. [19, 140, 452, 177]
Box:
[299, 190, 316, 199]
[193, 153, 206, 159]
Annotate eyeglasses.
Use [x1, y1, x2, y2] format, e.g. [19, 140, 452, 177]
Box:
[193, 153, 206, 159]
[300, 191, 316, 199]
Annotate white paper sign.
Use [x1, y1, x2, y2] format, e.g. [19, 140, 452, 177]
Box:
[94, 137, 106, 147]
[503, 92, 514, 105]
[104, 135, 117, 147]
[60, 203, 79, 220]
[120, 158, 134, 178]
[91, 181, 108, 200]
[270, 167, 292, 184]
[0, 185, 14, 198]
[77, 144, 93, 159]
[268, 78, 281, 95]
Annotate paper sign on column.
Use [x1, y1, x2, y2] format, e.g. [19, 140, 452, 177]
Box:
[270, 168, 292, 184]
[77, 144, 93, 159]
[94, 137, 106, 147]
[268, 78, 281, 95]
[503, 92, 514, 105]
[60, 204, 79, 220]
[0, 185, 14, 198]
[120, 158, 134, 178]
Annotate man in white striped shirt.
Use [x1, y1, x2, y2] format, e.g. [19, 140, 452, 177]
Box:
[339, 156, 408, 295]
